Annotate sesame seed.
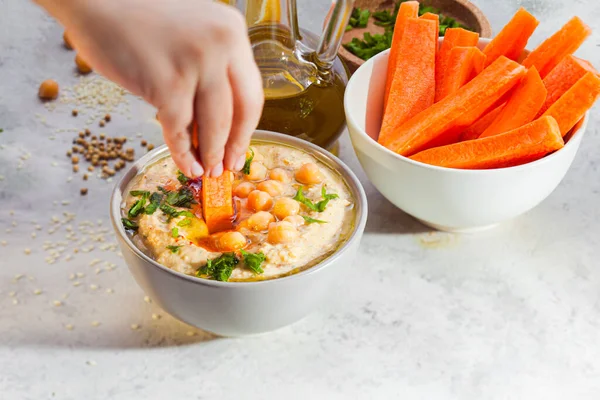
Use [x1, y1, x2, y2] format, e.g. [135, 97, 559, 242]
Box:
[105, 288, 114, 294]
[33, 289, 42, 295]
[151, 313, 161, 320]
[186, 331, 196, 337]
[1, 241, 7, 246]
[130, 324, 140, 330]
[12, 299, 19, 305]
[65, 324, 74, 331]
[73, 281, 81, 287]
[8, 291, 16, 297]
[86, 360, 97, 366]
[91, 321, 100, 327]
[24, 248, 31, 255]
[31, 232, 37, 238]
[143, 296, 151, 304]
[14, 274, 23, 281]
[53, 300, 63, 306]
[89, 284, 98, 290]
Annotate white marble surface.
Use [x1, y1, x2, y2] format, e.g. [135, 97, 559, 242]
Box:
[1, 1, 600, 399]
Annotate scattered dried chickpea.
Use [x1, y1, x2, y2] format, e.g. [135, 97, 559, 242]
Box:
[141, 140, 147, 147]
[233, 182, 255, 198]
[218, 231, 247, 252]
[99, 120, 105, 127]
[273, 197, 300, 220]
[104, 114, 111, 122]
[268, 221, 298, 244]
[247, 190, 273, 212]
[72, 165, 79, 173]
[295, 162, 323, 185]
[72, 109, 78, 117]
[147, 144, 154, 151]
[83, 173, 88, 181]
[75, 54, 92, 74]
[71, 155, 79, 164]
[80, 188, 88, 196]
[38, 79, 59, 100]
[247, 211, 275, 232]
[247, 162, 267, 181]
[85, 129, 91, 136]
[256, 180, 283, 197]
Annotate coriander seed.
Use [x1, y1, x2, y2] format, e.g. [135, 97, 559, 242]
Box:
[80, 188, 88, 196]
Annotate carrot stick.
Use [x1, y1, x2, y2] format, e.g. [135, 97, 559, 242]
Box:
[435, 28, 480, 102]
[383, 1, 419, 110]
[537, 55, 598, 116]
[410, 116, 564, 169]
[522, 16, 592, 78]
[378, 18, 437, 146]
[436, 46, 486, 101]
[420, 12, 439, 41]
[541, 72, 600, 136]
[479, 67, 547, 138]
[459, 105, 504, 141]
[482, 8, 539, 66]
[385, 56, 526, 156]
[202, 172, 235, 234]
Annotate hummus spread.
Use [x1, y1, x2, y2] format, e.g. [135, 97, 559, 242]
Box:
[122, 143, 354, 281]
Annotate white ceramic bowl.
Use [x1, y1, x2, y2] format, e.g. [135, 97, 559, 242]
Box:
[110, 130, 368, 336]
[344, 38, 587, 232]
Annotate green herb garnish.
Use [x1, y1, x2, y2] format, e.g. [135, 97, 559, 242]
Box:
[177, 218, 192, 227]
[293, 187, 339, 212]
[130, 190, 150, 197]
[316, 186, 339, 212]
[164, 186, 195, 208]
[343, 30, 393, 61]
[242, 148, 254, 175]
[347, 7, 371, 30]
[121, 218, 139, 231]
[128, 192, 149, 218]
[241, 250, 266, 274]
[302, 216, 328, 224]
[171, 227, 179, 238]
[197, 253, 239, 282]
[177, 170, 189, 185]
[293, 187, 319, 211]
[144, 192, 163, 215]
[166, 245, 181, 253]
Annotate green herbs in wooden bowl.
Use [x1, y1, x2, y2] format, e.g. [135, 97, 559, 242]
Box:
[339, 0, 492, 73]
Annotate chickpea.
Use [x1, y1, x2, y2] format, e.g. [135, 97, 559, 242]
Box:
[247, 162, 267, 181]
[256, 180, 283, 197]
[38, 79, 59, 100]
[75, 54, 92, 74]
[63, 31, 73, 50]
[268, 221, 298, 244]
[247, 190, 273, 212]
[283, 215, 305, 227]
[234, 182, 255, 198]
[295, 162, 323, 185]
[218, 231, 247, 252]
[269, 168, 290, 183]
[272, 197, 300, 220]
[247, 211, 275, 232]
[248, 148, 264, 162]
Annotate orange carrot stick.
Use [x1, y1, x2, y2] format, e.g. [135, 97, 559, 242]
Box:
[459, 105, 505, 141]
[385, 56, 526, 156]
[420, 12, 439, 42]
[522, 16, 592, 78]
[479, 67, 547, 138]
[537, 55, 598, 116]
[383, 1, 419, 110]
[435, 28, 480, 102]
[410, 116, 564, 169]
[378, 18, 437, 146]
[202, 172, 234, 234]
[482, 7, 539, 66]
[541, 72, 600, 136]
[436, 46, 486, 101]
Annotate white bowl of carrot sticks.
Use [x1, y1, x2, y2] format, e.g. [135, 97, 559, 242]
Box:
[344, 5, 599, 232]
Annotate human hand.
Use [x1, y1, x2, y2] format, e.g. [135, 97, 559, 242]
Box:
[38, 0, 264, 177]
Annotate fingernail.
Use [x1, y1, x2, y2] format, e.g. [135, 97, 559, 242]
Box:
[210, 162, 223, 177]
[191, 162, 204, 177]
[234, 154, 246, 171]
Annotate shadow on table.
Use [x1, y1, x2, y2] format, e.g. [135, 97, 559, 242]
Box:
[364, 191, 430, 235]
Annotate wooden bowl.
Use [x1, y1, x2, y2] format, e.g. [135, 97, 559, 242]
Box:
[338, 0, 492, 74]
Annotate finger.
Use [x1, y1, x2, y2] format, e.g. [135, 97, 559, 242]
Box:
[194, 75, 233, 177]
[158, 87, 203, 177]
[223, 49, 264, 171]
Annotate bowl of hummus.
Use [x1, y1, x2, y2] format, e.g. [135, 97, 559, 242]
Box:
[110, 130, 368, 336]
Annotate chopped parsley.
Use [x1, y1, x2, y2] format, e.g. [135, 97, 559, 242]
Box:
[241, 250, 266, 274]
[121, 218, 138, 231]
[128, 192, 149, 218]
[197, 253, 239, 282]
[347, 7, 371, 30]
[130, 190, 150, 197]
[164, 186, 195, 208]
[242, 148, 254, 175]
[302, 216, 328, 224]
[177, 218, 192, 227]
[177, 170, 189, 185]
[171, 227, 179, 238]
[144, 192, 163, 215]
[293, 187, 339, 212]
[166, 245, 181, 253]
